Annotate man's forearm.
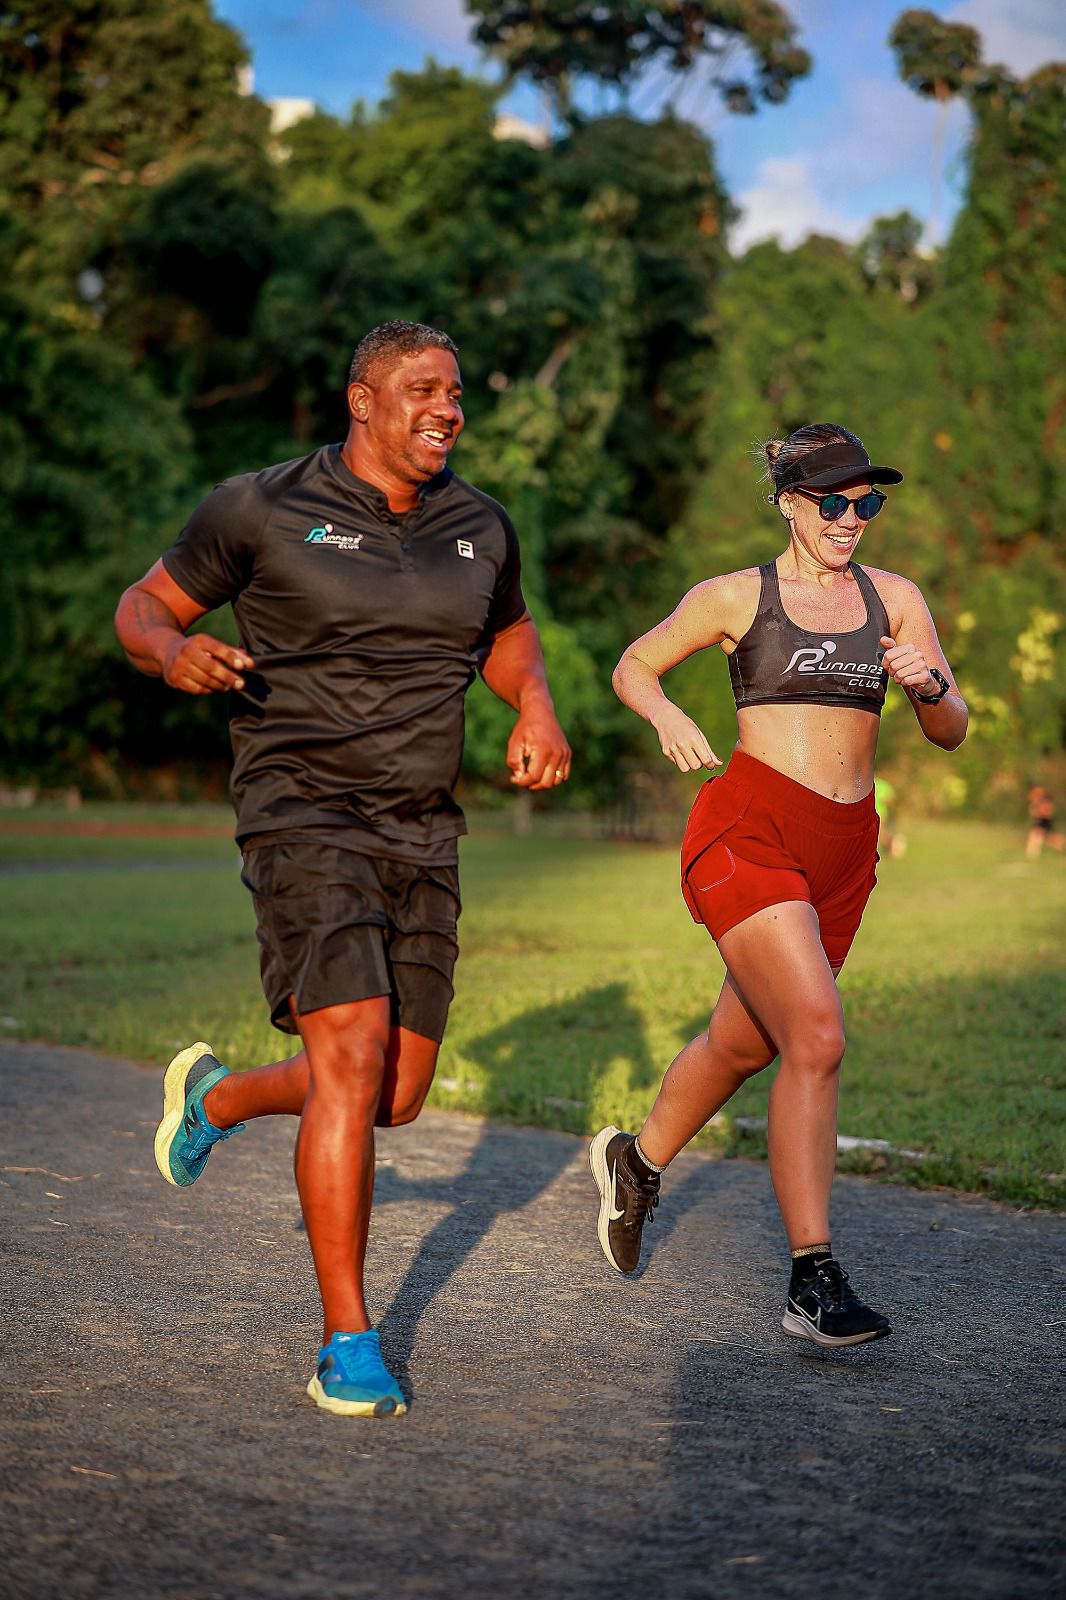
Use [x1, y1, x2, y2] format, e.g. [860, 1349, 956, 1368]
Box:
[481, 615, 556, 712]
[115, 585, 184, 677]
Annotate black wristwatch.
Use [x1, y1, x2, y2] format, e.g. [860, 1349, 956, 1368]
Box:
[911, 667, 950, 705]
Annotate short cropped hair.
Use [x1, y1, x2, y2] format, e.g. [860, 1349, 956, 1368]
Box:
[348, 321, 460, 386]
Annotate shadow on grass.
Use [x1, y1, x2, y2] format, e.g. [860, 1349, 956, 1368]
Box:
[465, 978, 659, 1131]
[679, 962, 1066, 1209]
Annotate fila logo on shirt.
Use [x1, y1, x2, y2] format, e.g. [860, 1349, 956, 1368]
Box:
[304, 522, 363, 551]
[456, 539, 474, 559]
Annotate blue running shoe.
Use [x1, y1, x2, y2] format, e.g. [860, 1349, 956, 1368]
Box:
[306, 1330, 407, 1418]
[154, 1041, 243, 1188]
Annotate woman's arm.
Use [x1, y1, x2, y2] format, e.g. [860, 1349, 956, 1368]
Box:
[879, 578, 968, 751]
[612, 575, 745, 773]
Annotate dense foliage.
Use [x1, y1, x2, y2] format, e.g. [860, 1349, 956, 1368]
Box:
[0, 1, 1062, 814]
[467, 0, 811, 114]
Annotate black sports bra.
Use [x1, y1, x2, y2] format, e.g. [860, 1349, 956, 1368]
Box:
[728, 561, 890, 715]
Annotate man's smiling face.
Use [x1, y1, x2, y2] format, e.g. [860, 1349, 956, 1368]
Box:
[351, 348, 465, 489]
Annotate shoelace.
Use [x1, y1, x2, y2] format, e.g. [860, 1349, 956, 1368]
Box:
[326, 1333, 388, 1385]
[813, 1261, 858, 1311]
[617, 1165, 660, 1229]
[183, 1103, 242, 1149]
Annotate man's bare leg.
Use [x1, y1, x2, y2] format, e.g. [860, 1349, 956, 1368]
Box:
[164, 1003, 443, 1412]
[289, 997, 389, 1338]
[203, 1022, 439, 1132]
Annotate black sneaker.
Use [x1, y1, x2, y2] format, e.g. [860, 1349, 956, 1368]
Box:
[782, 1258, 891, 1347]
[589, 1126, 660, 1274]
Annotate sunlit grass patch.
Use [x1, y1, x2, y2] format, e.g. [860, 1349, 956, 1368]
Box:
[1, 814, 1062, 1207]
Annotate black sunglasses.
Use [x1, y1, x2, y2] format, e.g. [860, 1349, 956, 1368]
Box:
[792, 487, 888, 522]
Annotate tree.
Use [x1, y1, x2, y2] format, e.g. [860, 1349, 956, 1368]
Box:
[889, 9, 983, 101]
[657, 11, 1066, 812]
[7, 3, 1057, 811]
[888, 15, 1066, 806]
[858, 210, 932, 301]
[0, 283, 202, 784]
[0, 0, 271, 295]
[889, 11, 1066, 548]
[468, 0, 810, 116]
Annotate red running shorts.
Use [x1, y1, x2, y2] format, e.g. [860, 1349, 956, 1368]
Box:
[681, 749, 878, 971]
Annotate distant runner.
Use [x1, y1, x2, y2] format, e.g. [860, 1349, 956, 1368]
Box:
[592, 423, 967, 1346]
[116, 321, 570, 1416]
[873, 775, 906, 859]
[1025, 785, 1065, 859]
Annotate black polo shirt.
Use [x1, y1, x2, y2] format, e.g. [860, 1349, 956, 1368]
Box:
[161, 444, 526, 858]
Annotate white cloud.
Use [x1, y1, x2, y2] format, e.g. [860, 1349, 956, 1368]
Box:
[812, 74, 971, 243]
[729, 156, 865, 254]
[359, 0, 475, 53]
[821, 76, 967, 183]
[946, 0, 1066, 76]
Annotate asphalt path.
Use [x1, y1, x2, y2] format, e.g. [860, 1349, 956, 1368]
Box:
[1, 1041, 1063, 1600]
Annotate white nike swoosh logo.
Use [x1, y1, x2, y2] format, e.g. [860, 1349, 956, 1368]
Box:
[790, 1299, 822, 1330]
[607, 1158, 625, 1221]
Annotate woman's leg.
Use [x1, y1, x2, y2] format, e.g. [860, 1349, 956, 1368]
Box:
[715, 901, 845, 1250]
[636, 974, 777, 1166]
[591, 935, 786, 1276]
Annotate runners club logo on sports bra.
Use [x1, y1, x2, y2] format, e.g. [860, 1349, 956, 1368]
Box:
[729, 564, 889, 713]
[783, 639, 884, 690]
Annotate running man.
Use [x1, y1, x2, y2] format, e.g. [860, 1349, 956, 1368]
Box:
[591, 423, 967, 1347]
[116, 321, 571, 1415]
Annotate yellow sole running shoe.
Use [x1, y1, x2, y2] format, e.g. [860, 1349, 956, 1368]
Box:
[154, 1041, 243, 1187]
[307, 1330, 407, 1417]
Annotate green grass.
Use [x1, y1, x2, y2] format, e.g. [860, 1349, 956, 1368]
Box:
[2, 811, 1063, 1208]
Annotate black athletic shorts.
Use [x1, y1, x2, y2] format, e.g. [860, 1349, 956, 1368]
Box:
[239, 841, 460, 1041]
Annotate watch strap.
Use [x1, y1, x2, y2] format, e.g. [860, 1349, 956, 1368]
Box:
[912, 667, 950, 704]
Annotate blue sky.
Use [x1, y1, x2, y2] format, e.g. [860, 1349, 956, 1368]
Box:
[214, 0, 1066, 251]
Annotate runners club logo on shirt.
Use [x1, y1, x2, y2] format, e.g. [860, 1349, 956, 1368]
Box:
[783, 639, 885, 689]
[304, 522, 363, 551]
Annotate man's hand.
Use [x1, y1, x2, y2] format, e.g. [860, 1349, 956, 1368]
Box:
[480, 613, 571, 790]
[651, 703, 721, 773]
[879, 634, 938, 697]
[115, 563, 253, 691]
[163, 634, 255, 696]
[506, 699, 572, 790]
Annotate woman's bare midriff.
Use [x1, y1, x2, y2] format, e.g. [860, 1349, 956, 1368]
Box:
[735, 701, 880, 802]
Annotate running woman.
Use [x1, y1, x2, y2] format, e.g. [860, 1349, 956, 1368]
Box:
[116, 322, 570, 1415]
[590, 423, 967, 1346]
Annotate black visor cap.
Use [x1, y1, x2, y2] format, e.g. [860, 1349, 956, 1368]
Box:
[776, 442, 904, 493]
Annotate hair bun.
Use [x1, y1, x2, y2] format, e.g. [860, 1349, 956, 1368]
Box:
[763, 439, 783, 466]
